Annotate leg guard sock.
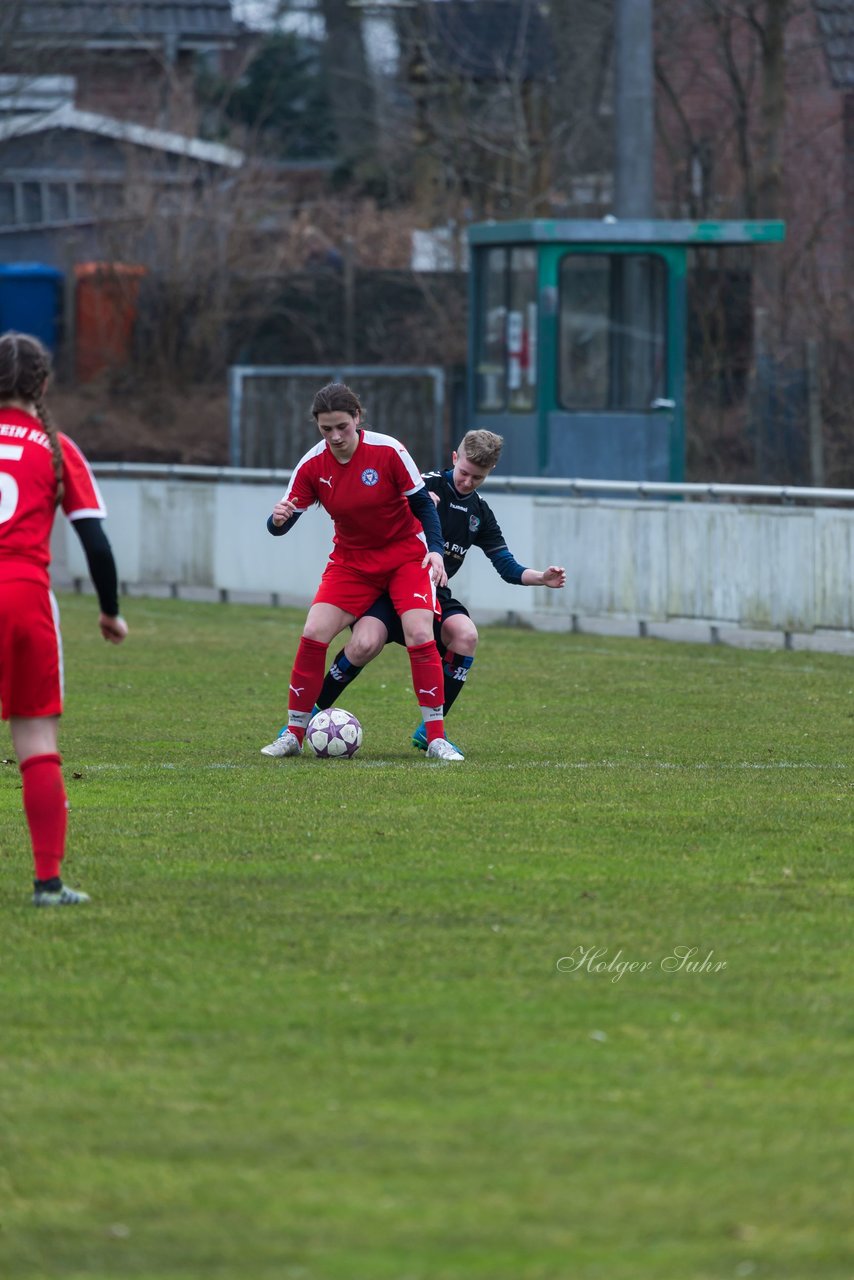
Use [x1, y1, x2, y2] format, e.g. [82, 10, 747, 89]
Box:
[20, 753, 67, 882]
[288, 637, 328, 744]
[316, 649, 363, 711]
[408, 641, 446, 744]
[442, 651, 474, 715]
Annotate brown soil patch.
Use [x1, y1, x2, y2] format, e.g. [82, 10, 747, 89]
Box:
[50, 380, 230, 466]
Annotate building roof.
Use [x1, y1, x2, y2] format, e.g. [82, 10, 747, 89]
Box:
[424, 0, 552, 83]
[0, 104, 244, 167]
[813, 0, 854, 88]
[2, 1, 239, 46]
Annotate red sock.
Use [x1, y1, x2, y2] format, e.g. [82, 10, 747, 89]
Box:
[20, 753, 67, 881]
[288, 637, 328, 744]
[408, 642, 445, 744]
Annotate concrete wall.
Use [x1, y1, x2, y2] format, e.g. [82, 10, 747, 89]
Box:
[49, 477, 854, 644]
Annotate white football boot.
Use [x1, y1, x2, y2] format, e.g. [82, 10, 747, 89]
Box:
[426, 738, 465, 762]
[260, 729, 303, 757]
[33, 883, 91, 907]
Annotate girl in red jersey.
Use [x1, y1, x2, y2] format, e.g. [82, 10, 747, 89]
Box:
[0, 331, 128, 906]
[261, 382, 464, 761]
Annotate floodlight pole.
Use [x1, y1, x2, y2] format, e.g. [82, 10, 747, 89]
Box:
[614, 0, 655, 218]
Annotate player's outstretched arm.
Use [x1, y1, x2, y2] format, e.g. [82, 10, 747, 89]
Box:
[521, 566, 566, 589]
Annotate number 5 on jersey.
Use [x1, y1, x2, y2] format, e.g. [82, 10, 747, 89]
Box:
[0, 443, 24, 525]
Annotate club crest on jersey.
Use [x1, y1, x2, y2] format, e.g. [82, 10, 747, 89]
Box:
[361, 468, 380, 487]
[469, 514, 481, 532]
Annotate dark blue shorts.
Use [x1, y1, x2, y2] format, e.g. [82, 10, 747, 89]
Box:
[362, 591, 470, 648]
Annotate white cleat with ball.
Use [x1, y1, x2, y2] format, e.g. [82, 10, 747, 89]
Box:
[260, 729, 303, 757]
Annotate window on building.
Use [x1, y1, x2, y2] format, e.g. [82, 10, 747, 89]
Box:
[474, 246, 539, 412]
[0, 183, 15, 226]
[47, 183, 70, 222]
[21, 182, 43, 225]
[558, 253, 667, 411]
[0, 178, 125, 227]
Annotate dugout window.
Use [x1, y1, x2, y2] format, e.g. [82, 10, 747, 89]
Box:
[558, 253, 667, 410]
[475, 246, 539, 412]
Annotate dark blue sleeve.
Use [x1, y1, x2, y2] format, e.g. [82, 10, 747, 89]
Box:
[407, 488, 444, 555]
[72, 518, 120, 615]
[485, 546, 528, 585]
[267, 511, 303, 537]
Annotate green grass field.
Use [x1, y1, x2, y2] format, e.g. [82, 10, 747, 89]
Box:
[1, 593, 852, 1280]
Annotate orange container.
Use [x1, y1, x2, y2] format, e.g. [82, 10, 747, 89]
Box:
[74, 262, 146, 382]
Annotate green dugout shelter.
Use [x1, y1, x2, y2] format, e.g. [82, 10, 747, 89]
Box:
[466, 219, 785, 480]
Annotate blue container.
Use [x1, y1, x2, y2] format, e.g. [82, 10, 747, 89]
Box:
[0, 262, 64, 353]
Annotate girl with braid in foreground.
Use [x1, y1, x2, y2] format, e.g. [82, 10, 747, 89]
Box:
[0, 331, 128, 906]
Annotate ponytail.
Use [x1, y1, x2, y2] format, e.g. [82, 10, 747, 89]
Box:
[0, 330, 63, 504]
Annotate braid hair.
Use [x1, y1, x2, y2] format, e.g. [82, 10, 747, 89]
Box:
[0, 330, 63, 505]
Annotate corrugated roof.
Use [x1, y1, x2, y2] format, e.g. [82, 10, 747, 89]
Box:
[0, 104, 244, 166]
[813, 0, 854, 88]
[4, 1, 239, 43]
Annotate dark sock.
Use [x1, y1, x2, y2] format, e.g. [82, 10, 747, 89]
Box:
[34, 876, 63, 892]
[316, 649, 363, 711]
[442, 652, 474, 715]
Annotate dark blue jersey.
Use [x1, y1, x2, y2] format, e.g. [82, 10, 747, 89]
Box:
[423, 468, 527, 592]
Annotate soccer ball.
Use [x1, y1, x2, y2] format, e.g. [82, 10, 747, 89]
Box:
[305, 707, 363, 758]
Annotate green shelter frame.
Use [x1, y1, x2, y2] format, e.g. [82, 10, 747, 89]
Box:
[466, 219, 785, 480]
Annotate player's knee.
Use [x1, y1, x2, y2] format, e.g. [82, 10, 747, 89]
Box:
[348, 619, 387, 665]
[404, 623, 434, 647]
[448, 621, 478, 655]
[348, 635, 383, 665]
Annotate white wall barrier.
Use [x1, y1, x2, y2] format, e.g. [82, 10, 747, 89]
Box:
[49, 470, 854, 646]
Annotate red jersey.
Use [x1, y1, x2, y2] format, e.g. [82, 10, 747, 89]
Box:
[0, 407, 106, 587]
[284, 430, 427, 568]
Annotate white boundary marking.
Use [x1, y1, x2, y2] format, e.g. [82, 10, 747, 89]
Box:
[81, 759, 849, 773]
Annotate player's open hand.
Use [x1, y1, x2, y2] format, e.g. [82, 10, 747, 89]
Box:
[423, 550, 448, 588]
[271, 499, 297, 526]
[100, 613, 128, 644]
[542, 566, 566, 589]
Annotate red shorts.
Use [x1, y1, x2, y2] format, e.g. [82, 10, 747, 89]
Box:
[313, 555, 439, 621]
[0, 581, 63, 719]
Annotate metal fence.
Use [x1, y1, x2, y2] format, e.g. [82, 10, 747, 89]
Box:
[51, 467, 854, 652]
[228, 364, 446, 471]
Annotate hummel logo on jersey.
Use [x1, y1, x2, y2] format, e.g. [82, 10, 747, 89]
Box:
[319, 476, 332, 487]
[449, 502, 468, 512]
[419, 687, 439, 698]
[413, 591, 429, 603]
[289, 684, 304, 696]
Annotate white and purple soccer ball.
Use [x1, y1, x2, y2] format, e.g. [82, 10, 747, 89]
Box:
[305, 707, 363, 758]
